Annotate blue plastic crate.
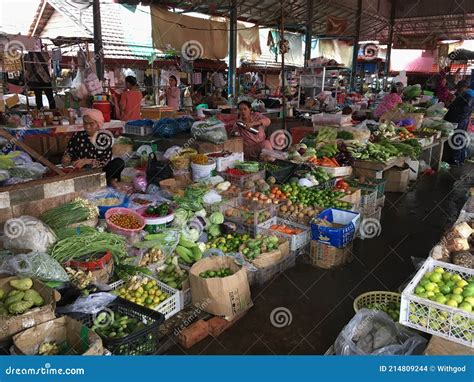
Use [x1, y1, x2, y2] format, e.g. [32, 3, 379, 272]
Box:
[310, 208, 360, 248]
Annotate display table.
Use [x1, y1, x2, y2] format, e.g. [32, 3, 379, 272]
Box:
[352, 156, 409, 179]
[418, 137, 448, 171]
[2, 121, 124, 160]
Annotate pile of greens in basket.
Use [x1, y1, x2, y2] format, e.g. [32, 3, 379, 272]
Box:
[235, 161, 260, 173]
[173, 183, 209, 211]
[40, 199, 98, 229]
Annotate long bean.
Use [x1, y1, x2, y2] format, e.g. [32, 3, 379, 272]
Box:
[40, 199, 98, 229]
[50, 231, 126, 264]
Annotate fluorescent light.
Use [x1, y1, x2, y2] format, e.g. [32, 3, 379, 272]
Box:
[441, 40, 461, 43]
[359, 40, 380, 44]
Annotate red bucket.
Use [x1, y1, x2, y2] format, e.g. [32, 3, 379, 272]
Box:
[93, 101, 111, 122]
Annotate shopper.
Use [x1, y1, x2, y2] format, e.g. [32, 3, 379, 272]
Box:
[435, 78, 453, 105]
[24, 51, 56, 110]
[62, 108, 124, 185]
[159, 75, 180, 110]
[232, 100, 272, 160]
[373, 82, 404, 119]
[119, 76, 143, 121]
[444, 80, 474, 165]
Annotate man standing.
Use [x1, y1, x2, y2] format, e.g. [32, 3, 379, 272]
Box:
[444, 80, 474, 165]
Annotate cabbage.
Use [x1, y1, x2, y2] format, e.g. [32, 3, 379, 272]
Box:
[173, 208, 191, 227]
[194, 209, 207, 218]
[208, 224, 221, 237]
[182, 227, 200, 242]
[209, 212, 224, 225]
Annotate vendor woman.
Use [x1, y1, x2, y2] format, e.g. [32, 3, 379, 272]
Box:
[233, 100, 272, 159]
[62, 108, 124, 186]
[159, 75, 180, 110]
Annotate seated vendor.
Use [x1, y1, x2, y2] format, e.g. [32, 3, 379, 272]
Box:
[232, 100, 272, 160]
[62, 108, 124, 187]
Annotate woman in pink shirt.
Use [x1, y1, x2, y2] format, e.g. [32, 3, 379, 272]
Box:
[232, 100, 272, 160]
[119, 76, 143, 121]
[374, 82, 404, 119]
[160, 75, 180, 110]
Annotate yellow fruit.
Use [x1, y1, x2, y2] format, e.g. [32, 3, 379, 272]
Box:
[148, 289, 156, 296]
[159, 295, 167, 302]
[137, 287, 144, 294]
[153, 296, 161, 304]
[456, 280, 468, 288]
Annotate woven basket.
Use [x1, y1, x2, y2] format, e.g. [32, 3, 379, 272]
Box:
[353, 291, 401, 313]
[112, 143, 134, 158]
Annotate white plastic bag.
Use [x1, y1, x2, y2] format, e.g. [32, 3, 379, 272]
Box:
[84, 67, 103, 96]
[191, 119, 227, 145]
[56, 292, 117, 315]
[1, 216, 57, 253]
[335, 309, 426, 355]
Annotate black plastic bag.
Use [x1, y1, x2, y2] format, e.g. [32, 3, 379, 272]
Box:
[146, 153, 173, 186]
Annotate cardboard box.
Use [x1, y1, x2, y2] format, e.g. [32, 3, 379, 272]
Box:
[193, 137, 243, 154]
[309, 241, 353, 269]
[251, 239, 290, 269]
[189, 256, 253, 321]
[384, 167, 410, 192]
[159, 178, 191, 197]
[13, 316, 103, 355]
[339, 188, 361, 208]
[141, 106, 176, 120]
[353, 167, 383, 180]
[0, 277, 60, 341]
[406, 159, 419, 181]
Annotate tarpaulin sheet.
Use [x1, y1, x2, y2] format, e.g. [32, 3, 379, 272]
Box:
[150, 6, 228, 60]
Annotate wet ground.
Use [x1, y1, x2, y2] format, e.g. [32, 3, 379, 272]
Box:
[167, 163, 473, 355]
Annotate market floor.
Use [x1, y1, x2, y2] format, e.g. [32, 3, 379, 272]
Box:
[167, 163, 474, 355]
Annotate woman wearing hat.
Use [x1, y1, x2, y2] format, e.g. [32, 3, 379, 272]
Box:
[444, 80, 474, 165]
[62, 108, 125, 185]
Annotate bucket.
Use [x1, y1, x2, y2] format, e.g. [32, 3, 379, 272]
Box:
[191, 159, 216, 181]
[93, 100, 111, 122]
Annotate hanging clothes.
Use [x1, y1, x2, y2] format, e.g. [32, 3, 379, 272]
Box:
[237, 23, 261, 56]
[24, 52, 51, 84]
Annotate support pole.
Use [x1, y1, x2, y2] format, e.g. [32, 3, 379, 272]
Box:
[228, 0, 237, 102]
[280, 2, 286, 130]
[304, 0, 313, 65]
[92, 0, 104, 80]
[350, 0, 362, 91]
[384, 0, 397, 88]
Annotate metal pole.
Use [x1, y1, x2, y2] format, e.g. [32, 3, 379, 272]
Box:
[228, 0, 237, 102]
[384, 0, 397, 88]
[350, 0, 362, 91]
[92, 0, 104, 80]
[280, 2, 286, 130]
[304, 0, 313, 65]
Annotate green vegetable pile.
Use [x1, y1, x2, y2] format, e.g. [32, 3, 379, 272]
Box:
[280, 182, 351, 209]
[0, 278, 44, 316]
[316, 127, 338, 143]
[364, 300, 401, 322]
[317, 143, 338, 158]
[240, 235, 280, 260]
[50, 230, 127, 264]
[40, 198, 98, 229]
[235, 161, 260, 173]
[336, 131, 354, 140]
[173, 184, 209, 212]
[206, 233, 250, 253]
[199, 268, 233, 278]
[156, 257, 188, 289]
[175, 236, 203, 265]
[347, 142, 400, 162]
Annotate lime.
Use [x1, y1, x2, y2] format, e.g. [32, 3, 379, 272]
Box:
[415, 286, 425, 295]
[446, 299, 458, 308]
[440, 285, 451, 295]
[459, 302, 472, 313]
[434, 266, 445, 274]
[456, 280, 468, 288]
[452, 274, 462, 283]
[426, 291, 435, 298]
[451, 294, 463, 304]
[425, 282, 436, 292]
[463, 296, 474, 305]
[430, 273, 442, 283]
[453, 287, 463, 295]
[435, 295, 447, 304]
[442, 272, 452, 282]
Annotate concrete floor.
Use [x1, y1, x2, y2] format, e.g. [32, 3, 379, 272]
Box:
[168, 163, 473, 355]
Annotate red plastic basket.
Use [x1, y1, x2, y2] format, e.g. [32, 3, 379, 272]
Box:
[65, 251, 112, 271]
[105, 207, 145, 237]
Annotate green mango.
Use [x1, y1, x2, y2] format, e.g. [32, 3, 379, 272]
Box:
[24, 289, 44, 307]
[4, 291, 25, 307]
[9, 278, 33, 291]
[8, 300, 34, 315]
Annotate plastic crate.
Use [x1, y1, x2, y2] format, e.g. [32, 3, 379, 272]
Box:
[255, 251, 296, 285]
[315, 177, 338, 190]
[400, 258, 474, 348]
[124, 124, 153, 136]
[74, 297, 165, 355]
[256, 217, 311, 252]
[222, 197, 277, 227]
[313, 165, 352, 177]
[219, 169, 265, 189]
[262, 160, 298, 184]
[376, 195, 385, 208]
[310, 208, 360, 248]
[350, 177, 386, 198]
[359, 188, 378, 215]
[109, 277, 180, 320]
[178, 288, 192, 309]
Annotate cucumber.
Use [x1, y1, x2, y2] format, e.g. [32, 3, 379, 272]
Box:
[176, 246, 193, 264]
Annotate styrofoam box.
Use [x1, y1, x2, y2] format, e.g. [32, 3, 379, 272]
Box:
[257, 217, 311, 252]
[212, 152, 244, 172]
[400, 258, 474, 348]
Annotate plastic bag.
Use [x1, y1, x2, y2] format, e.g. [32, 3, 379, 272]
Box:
[152, 118, 180, 138]
[85, 187, 127, 208]
[176, 116, 194, 133]
[251, 99, 266, 112]
[71, 68, 89, 100]
[1, 216, 57, 253]
[57, 292, 116, 315]
[8, 162, 47, 179]
[84, 67, 102, 96]
[191, 119, 227, 145]
[335, 309, 426, 355]
[425, 102, 447, 117]
[0, 251, 68, 282]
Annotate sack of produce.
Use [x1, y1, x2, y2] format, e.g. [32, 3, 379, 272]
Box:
[0, 251, 68, 282]
[1, 216, 57, 253]
[13, 316, 103, 355]
[191, 119, 227, 145]
[334, 309, 426, 355]
[189, 255, 252, 320]
[0, 276, 60, 341]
